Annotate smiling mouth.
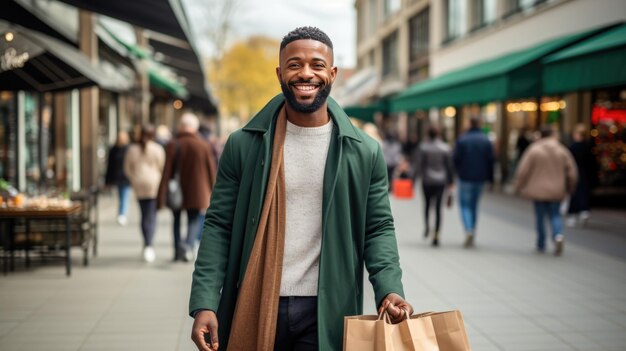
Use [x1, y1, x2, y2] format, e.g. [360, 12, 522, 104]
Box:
[290, 82, 322, 93]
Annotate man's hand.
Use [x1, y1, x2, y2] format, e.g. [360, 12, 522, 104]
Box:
[379, 293, 414, 324]
[191, 310, 219, 351]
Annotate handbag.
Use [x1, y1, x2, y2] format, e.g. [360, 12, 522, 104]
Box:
[344, 310, 471, 351]
[166, 141, 183, 210]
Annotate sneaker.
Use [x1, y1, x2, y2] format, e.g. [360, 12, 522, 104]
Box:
[565, 216, 577, 228]
[554, 234, 564, 256]
[431, 232, 440, 247]
[117, 215, 127, 226]
[579, 211, 590, 227]
[183, 248, 194, 262]
[143, 246, 156, 263]
[463, 233, 474, 248]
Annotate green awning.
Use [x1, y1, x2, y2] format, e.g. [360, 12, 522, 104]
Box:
[148, 67, 188, 98]
[543, 23, 626, 94]
[390, 26, 610, 113]
[343, 101, 386, 123]
[102, 25, 188, 98]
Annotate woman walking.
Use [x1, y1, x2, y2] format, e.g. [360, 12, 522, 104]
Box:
[123, 125, 165, 262]
[413, 125, 454, 246]
[105, 130, 131, 226]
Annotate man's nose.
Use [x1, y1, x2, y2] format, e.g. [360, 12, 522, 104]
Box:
[298, 65, 315, 79]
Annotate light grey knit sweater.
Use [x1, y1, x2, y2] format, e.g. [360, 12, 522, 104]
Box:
[280, 119, 333, 296]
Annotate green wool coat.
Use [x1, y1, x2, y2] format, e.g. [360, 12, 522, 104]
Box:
[189, 94, 405, 350]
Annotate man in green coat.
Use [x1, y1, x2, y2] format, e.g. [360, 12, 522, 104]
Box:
[190, 26, 412, 351]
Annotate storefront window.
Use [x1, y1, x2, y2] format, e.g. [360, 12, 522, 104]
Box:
[67, 89, 81, 192]
[591, 88, 626, 189]
[0, 91, 16, 184]
[23, 92, 40, 194]
[40, 94, 55, 189]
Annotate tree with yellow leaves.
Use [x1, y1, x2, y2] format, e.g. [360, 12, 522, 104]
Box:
[208, 36, 281, 122]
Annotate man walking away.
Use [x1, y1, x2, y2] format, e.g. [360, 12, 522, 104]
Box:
[453, 117, 494, 248]
[157, 113, 217, 262]
[514, 126, 577, 256]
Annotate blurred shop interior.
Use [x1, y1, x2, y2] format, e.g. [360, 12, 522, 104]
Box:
[0, 0, 217, 200]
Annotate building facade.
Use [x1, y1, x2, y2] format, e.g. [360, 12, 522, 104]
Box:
[351, 0, 626, 195]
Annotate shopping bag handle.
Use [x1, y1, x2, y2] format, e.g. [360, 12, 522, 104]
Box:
[377, 308, 411, 324]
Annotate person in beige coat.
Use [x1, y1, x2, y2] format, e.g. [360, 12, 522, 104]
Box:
[514, 126, 577, 256]
[123, 125, 165, 262]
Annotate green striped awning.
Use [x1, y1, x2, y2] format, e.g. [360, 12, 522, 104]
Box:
[543, 23, 626, 94]
[390, 25, 611, 113]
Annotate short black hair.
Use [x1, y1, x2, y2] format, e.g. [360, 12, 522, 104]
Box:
[540, 125, 554, 138]
[280, 26, 333, 51]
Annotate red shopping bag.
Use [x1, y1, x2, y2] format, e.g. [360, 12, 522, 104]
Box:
[392, 179, 414, 199]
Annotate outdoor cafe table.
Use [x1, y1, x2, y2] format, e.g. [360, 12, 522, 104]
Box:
[0, 203, 82, 276]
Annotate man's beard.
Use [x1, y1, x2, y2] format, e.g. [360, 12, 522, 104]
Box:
[280, 80, 332, 114]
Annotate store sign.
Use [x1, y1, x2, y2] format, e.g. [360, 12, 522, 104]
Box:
[592, 106, 626, 124]
[0, 48, 30, 71]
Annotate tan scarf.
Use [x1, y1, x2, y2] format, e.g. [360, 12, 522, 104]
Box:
[228, 107, 287, 350]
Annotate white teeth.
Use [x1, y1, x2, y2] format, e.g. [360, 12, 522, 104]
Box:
[294, 85, 318, 91]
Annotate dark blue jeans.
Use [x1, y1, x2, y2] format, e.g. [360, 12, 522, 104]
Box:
[533, 201, 563, 250]
[138, 199, 156, 246]
[172, 209, 201, 257]
[117, 184, 130, 216]
[458, 180, 484, 233]
[274, 296, 318, 351]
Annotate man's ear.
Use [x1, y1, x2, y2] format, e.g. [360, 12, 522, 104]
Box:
[276, 66, 282, 83]
[330, 66, 338, 84]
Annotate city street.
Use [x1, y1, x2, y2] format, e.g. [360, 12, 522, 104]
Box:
[1, 189, 625, 350]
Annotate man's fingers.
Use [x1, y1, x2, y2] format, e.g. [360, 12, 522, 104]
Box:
[192, 330, 212, 351]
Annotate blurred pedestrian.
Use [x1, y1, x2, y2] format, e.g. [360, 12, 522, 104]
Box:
[453, 117, 494, 248]
[514, 126, 578, 256]
[158, 113, 217, 262]
[105, 130, 131, 226]
[413, 125, 454, 247]
[567, 124, 597, 227]
[189, 26, 412, 351]
[155, 124, 172, 148]
[383, 133, 403, 191]
[515, 126, 532, 163]
[123, 124, 165, 263]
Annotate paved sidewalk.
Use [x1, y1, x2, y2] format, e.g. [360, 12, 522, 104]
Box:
[0, 190, 625, 350]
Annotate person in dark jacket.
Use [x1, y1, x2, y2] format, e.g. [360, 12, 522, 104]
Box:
[453, 117, 494, 248]
[105, 130, 131, 226]
[413, 125, 454, 246]
[567, 124, 598, 227]
[157, 113, 217, 262]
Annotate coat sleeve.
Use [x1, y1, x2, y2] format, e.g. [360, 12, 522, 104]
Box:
[105, 148, 115, 185]
[445, 149, 454, 185]
[122, 146, 133, 184]
[514, 149, 532, 193]
[564, 148, 578, 194]
[156, 142, 175, 209]
[363, 144, 405, 308]
[189, 134, 241, 315]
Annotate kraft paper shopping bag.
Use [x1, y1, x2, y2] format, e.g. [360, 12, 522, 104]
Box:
[344, 310, 471, 351]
